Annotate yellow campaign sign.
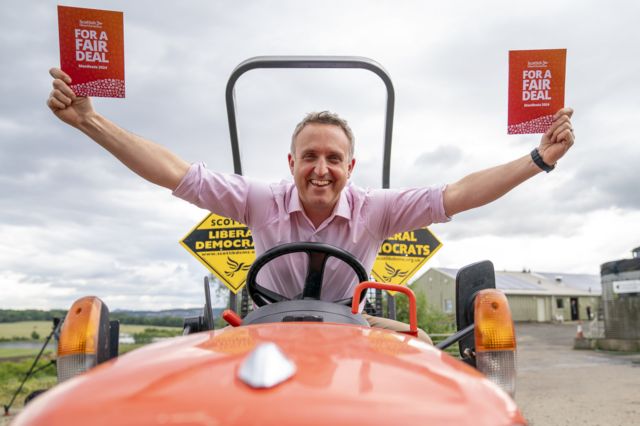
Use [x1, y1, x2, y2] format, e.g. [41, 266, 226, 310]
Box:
[371, 227, 442, 294]
[180, 213, 255, 294]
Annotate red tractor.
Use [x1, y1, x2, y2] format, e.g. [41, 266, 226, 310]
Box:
[14, 57, 525, 425]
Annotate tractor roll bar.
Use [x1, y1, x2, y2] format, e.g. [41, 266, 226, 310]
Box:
[225, 56, 396, 189]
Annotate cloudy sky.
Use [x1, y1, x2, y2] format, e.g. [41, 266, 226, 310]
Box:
[1, 0, 639, 310]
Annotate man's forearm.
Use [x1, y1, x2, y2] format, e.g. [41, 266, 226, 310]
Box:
[443, 108, 575, 217]
[77, 112, 190, 190]
[443, 154, 541, 217]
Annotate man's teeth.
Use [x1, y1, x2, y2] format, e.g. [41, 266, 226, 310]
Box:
[311, 179, 331, 186]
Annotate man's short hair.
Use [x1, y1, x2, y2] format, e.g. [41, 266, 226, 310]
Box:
[291, 111, 355, 159]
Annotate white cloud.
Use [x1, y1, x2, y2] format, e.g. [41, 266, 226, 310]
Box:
[1, 0, 638, 310]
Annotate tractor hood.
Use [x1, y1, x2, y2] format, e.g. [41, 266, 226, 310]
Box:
[15, 323, 524, 425]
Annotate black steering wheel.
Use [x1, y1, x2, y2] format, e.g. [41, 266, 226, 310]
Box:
[246, 242, 369, 307]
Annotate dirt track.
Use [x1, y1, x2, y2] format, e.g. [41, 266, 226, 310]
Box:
[515, 322, 640, 425]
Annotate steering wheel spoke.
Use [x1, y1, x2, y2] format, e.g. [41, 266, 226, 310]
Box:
[301, 251, 330, 300]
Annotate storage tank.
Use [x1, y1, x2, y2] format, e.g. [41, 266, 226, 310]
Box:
[600, 247, 640, 339]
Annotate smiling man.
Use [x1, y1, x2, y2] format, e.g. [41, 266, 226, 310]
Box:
[47, 68, 575, 343]
[171, 111, 453, 317]
[288, 116, 355, 227]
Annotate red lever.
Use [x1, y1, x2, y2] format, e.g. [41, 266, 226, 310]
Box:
[352, 281, 418, 337]
[222, 309, 243, 327]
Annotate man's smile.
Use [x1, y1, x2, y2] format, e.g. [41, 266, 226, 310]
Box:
[309, 179, 331, 187]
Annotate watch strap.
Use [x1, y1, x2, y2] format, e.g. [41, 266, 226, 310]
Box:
[531, 148, 555, 172]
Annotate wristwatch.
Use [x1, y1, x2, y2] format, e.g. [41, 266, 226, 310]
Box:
[530, 148, 555, 172]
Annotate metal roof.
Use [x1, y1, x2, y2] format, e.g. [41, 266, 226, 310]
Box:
[496, 273, 543, 291]
[428, 268, 601, 296]
[534, 272, 601, 294]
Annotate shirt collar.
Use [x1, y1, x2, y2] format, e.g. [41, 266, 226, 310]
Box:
[287, 185, 352, 221]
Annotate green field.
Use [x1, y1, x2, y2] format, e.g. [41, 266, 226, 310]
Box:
[119, 324, 181, 334]
[0, 348, 54, 359]
[0, 321, 58, 341]
[0, 356, 57, 415]
[0, 321, 181, 341]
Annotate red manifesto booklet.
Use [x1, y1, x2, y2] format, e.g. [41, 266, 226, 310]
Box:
[58, 5, 125, 97]
[508, 49, 566, 134]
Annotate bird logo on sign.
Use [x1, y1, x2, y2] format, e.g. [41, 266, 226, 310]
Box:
[224, 257, 251, 277]
[382, 262, 408, 282]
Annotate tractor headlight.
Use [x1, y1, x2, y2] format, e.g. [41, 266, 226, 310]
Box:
[57, 296, 113, 382]
[474, 289, 517, 397]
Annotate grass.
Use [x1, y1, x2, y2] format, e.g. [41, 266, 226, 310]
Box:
[0, 345, 144, 360]
[118, 324, 180, 334]
[0, 348, 54, 359]
[0, 321, 58, 341]
[0, 321, 181, 341]
[0, 356, 57, 414]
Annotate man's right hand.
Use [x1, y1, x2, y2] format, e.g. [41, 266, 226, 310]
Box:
[47, 68, 94, 128]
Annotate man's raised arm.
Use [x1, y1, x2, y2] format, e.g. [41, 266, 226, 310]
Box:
[443, 108, 575, 217]
[47, 68, 190, 190]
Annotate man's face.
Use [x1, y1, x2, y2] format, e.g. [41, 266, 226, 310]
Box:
[288, 123, 355, 220]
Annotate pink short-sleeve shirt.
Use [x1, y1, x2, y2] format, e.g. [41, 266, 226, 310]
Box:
[173, 163, 450, 302]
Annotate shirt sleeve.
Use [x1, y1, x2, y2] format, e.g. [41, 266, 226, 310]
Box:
[364, 185, 451, 240]
[172, 162, 253, 224]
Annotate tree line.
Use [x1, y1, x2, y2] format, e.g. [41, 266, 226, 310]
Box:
[0, 309, 183, 327]
[0, 310, 67, 323]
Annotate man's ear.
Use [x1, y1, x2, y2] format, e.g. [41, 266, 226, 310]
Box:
[288, 153, 295, 175]
[347, 157, 356, 178]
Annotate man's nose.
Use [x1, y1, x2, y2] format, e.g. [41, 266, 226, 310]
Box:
[314, 158, 328, 176]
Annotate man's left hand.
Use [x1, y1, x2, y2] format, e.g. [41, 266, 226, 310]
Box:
[539, 107, 575, 166]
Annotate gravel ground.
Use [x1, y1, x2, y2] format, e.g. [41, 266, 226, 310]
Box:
[515, 322, 640, 426]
